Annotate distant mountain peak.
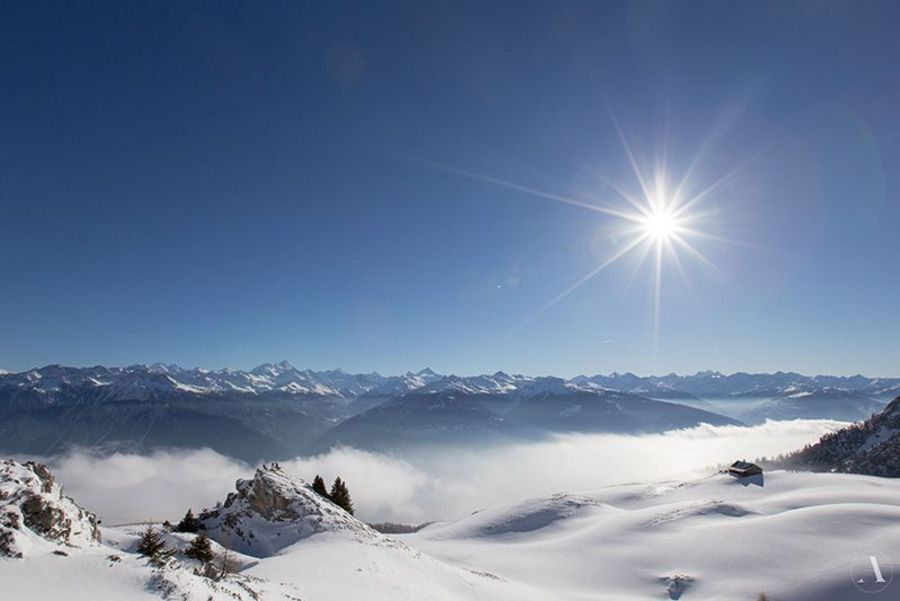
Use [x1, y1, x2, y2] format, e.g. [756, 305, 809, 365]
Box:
[148, 362, 182, 373]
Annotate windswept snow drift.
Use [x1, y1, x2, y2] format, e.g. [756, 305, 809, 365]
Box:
[410, 471, 900, 601]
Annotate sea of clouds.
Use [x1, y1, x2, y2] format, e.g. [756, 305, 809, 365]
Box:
[26, 419, 845, 525]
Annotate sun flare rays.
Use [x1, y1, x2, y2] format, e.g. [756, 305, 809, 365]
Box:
[410, 121, 755, 349]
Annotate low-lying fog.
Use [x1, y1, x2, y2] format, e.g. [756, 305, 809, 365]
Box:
[19, 419, 845, 525]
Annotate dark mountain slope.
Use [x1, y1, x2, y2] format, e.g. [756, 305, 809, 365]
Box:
[779, 397, 900, 476]
[310, 380, 740, 454]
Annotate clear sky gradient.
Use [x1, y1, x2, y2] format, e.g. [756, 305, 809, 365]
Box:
[2, 1, 899, 376]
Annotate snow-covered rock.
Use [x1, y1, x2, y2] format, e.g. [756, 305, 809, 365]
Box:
[0, 459, 101, 557]
[198, 463, 380, 556]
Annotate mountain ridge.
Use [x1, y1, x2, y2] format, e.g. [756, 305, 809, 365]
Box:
[1, 363, 892, 460]
[3, 363, 899, 401]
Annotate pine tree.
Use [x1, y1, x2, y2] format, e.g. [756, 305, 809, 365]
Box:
[184, 532, 214, 564]
[136, 526, 168, 562]
[329, 477, 354, 515]
[312, 475, 329, 498]
[176, 508, 202, 533]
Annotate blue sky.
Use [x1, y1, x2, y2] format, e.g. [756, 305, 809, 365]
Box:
[2, 1, 899, 376]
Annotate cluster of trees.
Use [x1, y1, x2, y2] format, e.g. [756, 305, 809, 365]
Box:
[311, 474, 354, 515]
[137, 525, 214, 563]
[137, 508, 239, 580]
[137, 525, 236, 579]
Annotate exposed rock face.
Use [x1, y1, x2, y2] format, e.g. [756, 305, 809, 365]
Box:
[197, 463, 380, 557]
[0, 459, 101, 557]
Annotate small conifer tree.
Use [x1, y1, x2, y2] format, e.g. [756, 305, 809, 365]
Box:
[184, 532, 214, 564]
[176, 508, 202, 533]
[329, 477, 354, 515]
[312, 475, 329, 498]
[136, 526, 168, 563]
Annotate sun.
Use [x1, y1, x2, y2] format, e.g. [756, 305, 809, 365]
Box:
[642, 206, 679, 242]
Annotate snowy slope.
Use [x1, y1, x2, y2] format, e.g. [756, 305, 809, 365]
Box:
[0, 460, 533, 601]
[4, 458, 900, 600]
[410, 471, 900, 601]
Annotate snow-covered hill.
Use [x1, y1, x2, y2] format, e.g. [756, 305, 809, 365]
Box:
[4, 458, 900, 600]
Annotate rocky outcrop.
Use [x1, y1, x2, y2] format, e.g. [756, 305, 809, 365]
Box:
[197, 463, 380, 557]
[0, 459, 101, 557]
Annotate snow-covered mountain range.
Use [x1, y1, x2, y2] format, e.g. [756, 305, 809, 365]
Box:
[3, 363, 897, 401]
[0, 362, 444, 400]
[0, 363, 894, 460]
